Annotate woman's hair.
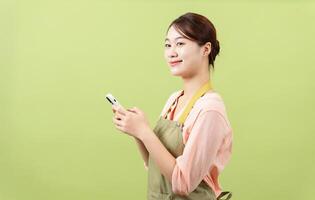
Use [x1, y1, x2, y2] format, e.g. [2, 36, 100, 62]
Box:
[166, 12, 220, 71]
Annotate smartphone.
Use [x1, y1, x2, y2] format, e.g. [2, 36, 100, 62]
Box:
[105, 93, 121, 106]
[105, 93, 135, 115]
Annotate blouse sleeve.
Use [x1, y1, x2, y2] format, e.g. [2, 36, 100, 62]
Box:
[171, 110, 229, 196]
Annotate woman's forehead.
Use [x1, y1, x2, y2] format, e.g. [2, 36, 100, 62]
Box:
[166, 26, 184, 39]
[165, 26, 194, 43]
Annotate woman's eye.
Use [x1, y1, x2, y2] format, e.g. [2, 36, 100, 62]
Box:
[164, 42, 184, 48]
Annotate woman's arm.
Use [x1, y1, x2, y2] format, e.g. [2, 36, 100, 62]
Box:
[112, 105, 176, 177]
[112, 106, 150, 169]
[139, 129, 176, 182]
[133, 137, 149, 169]
[171, 111, 229, 196]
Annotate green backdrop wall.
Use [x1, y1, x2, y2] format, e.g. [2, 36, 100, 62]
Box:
[1, 1, 315, 199]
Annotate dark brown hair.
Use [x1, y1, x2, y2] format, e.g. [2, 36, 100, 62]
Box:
[166, 12, 220, 71]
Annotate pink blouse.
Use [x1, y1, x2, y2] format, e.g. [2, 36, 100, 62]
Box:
[146, 90, 233, 198]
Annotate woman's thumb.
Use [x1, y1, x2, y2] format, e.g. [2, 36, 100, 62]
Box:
[127, 107, 139, 113]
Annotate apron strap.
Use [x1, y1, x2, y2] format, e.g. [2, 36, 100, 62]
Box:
[178, 81, 213, 125]
[217, 191, 232, 200]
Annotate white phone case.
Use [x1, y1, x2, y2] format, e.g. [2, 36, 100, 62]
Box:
[105, 93, 121, 106]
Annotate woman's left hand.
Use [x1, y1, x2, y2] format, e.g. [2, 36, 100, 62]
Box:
[112, 105, 151, 140]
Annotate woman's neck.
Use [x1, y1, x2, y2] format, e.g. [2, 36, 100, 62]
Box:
[181, 73, 211, 100]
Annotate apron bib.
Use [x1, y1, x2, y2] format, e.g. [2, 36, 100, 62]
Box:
[147, 81, 232, 200]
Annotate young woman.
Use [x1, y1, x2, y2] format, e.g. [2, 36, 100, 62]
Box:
[112, 12, 233, 200]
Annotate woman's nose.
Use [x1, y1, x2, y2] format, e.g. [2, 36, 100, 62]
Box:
[167, 47, 178, 58]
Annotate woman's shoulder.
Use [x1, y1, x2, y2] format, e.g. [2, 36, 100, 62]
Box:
[198, 90, 227, 112]
[187, 90, 232, 128]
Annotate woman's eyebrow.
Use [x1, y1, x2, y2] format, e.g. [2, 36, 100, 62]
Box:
[165, 36, 185, 42]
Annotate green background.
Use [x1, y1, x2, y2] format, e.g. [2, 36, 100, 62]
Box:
[1, 1, 315, 199]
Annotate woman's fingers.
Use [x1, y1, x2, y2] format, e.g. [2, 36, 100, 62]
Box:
[113, 116, 123, 127]
[117, 107, 127, 115]
[127, 108, 137, 114]
[127, 107, 140, 114]
[112, 105, 127, 115]
[115, 112, 125, 120]
[112, 105, 118, 113]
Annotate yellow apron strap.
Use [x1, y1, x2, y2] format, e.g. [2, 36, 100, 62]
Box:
[178, 81, 213, 125]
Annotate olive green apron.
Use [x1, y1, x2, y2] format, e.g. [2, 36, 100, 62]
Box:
[147, 81, 232, 200]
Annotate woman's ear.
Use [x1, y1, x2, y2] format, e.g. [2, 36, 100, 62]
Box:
[203, 42, 211, 57]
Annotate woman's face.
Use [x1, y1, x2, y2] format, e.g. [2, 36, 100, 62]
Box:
[164, 25, 206, 78]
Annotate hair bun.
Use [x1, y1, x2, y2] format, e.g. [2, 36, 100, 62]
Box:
[215, 40, 220, 55]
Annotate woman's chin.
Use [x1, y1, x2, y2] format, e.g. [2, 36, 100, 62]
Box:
[169, 69, 182, 76]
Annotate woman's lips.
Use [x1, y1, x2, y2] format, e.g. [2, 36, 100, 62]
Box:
[169, 60, 183, 67]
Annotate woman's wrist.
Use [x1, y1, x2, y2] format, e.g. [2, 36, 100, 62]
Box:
[138, 127, 154, 143]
